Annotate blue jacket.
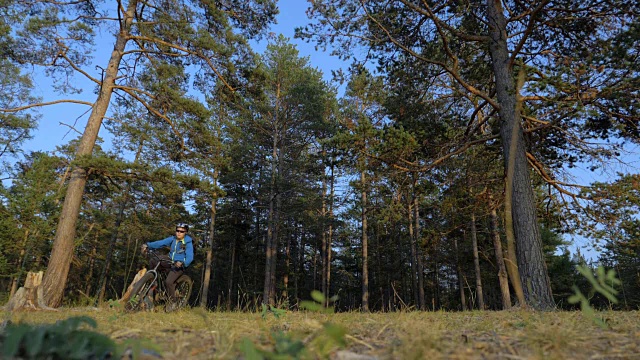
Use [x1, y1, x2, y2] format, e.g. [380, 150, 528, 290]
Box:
[146, 235, 194, 268]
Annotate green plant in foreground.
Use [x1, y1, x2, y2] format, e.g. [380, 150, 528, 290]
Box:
[261, 303, 287, 320]
[568, 265, 621, 328]
[242, 291, 346, 359]
[0, 316, 119, 359]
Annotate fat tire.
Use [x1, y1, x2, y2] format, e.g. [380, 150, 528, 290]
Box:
[173, 275, 193, 310]
[124, 272, 156, 312]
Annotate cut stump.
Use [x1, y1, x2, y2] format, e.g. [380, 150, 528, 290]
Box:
[3, 271, 57, 311]
[119, 268, 147, 304]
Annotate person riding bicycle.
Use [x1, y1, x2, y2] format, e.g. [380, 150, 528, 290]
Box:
[141, 223, 194, 307]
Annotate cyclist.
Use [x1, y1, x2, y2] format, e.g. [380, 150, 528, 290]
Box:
[141, 223, 194, 309]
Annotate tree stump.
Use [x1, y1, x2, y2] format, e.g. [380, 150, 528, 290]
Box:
[118, 268, 147, 304]
[3, 271, 57, 311]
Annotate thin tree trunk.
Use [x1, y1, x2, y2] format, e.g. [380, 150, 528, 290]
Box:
[361, 170, 369, 312]
[414, 193, 425, 310]
[470, 213, 485, 310]
[42, 0, 138, 307]
[283, 230, 290, 301]
[490, 207, 512, 309]
[321, 159, 328, 303]
[408, 190, 419, 308]
[264, 103, 279, 305]
[201, 180, 218, 308]
[84, 245, 97, 297]
[226, 233, 237, 310]
[327, 157, 335, 306]
[454, 236, 467, 311]
[9, 229, 30, 298]
[96, 202, 126, 304]
[486, 0, 554, 309]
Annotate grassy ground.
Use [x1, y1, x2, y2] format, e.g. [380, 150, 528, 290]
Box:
[2, 306, 640, 359]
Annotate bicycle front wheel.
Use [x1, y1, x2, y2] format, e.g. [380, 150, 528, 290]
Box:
[125, 272, 156, 312]
[173, 275, 193, 310]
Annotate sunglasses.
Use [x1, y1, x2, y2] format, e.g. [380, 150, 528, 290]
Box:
[176, 230, 187, 233]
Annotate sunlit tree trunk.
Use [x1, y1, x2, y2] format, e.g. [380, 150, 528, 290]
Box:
[486, 0, 553, 309]
[490, 207, 512, 309]
[42, 0, 138, 307]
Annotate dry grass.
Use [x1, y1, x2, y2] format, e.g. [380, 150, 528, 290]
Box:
[2, 306, 640, 359]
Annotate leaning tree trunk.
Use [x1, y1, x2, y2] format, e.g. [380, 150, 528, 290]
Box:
[486, 0, 554, 309]
[41, 0, 138, 308]
[490, 207, 512, 309]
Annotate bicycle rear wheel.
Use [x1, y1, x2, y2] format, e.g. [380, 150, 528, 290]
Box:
[173, 275, 193, 310]
[125, 272, 156, 312]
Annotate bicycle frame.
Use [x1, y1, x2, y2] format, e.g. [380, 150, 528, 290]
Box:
[144, 249, 174, 304]
[125, 247, 193, 312]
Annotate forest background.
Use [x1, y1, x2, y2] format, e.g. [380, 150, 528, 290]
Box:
[0, 0, 639, 313]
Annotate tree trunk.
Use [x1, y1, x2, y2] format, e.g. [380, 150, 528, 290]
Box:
[321, 160, 328, 303]
[454, 236, 467, 311]
[490, 207, 512, 309]
[408, 192, 419, 308]
[41, 0, 138, 308]
[414, 193, 425, 310]
[361, 170, 369, 312]
[327, 158, 335, 306]
[201, 186, 218, 308]
[96, 202, 127, 304]
[283, 231, 291, 300]
[486, 0, 554, 309]
[470, 213, 485, 310]
[226, 232, 237, 310]
[264, 113, 278, 305]
[9, 229, 30, 298]
[84, 245, 97, 297]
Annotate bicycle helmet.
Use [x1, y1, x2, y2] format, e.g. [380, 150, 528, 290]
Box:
[176, 223, 189, 232]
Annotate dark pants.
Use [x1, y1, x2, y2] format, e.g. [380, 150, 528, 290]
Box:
[151, 254, 184, 301]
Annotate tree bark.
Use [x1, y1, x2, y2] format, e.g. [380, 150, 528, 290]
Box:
[408, 191, 419, 308]
[414, 193, 425, 310]
[41, 0, 139, 308]
[361, 170, 369, 312]
[490, 207, 512, 309]
[470, 213, 485, 310]
[486, 0, 554, 309]
[226, 231, 236, 310]
[454, 236, 467, 311]
[264, 102, 278, 305]
[96, 202, 126, 304]
[201, 185, 218, 308]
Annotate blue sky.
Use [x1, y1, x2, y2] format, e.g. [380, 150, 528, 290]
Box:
[14, 0, 639, 260]
[23, 0, 343, 154]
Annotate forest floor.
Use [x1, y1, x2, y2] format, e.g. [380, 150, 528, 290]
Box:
[1, 305, 640, 359]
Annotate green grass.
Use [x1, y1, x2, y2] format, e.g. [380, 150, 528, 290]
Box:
[2, 307, 640, 359]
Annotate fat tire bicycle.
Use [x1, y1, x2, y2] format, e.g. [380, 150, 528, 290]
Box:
[125, 248, 193, 312]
